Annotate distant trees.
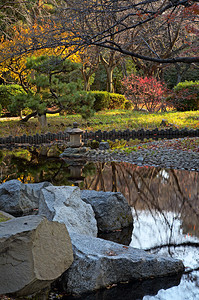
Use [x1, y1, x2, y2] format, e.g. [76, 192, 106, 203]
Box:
[0, 1, 198, 65]
[79, 46, 100, 91]
[0, 0, 198, 117]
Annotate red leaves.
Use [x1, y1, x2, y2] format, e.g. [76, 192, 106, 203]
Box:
[121, 74, 167, 112]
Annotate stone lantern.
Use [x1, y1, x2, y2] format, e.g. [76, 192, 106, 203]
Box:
[66, 122, 84, 148]
[60, 122, 88, 162]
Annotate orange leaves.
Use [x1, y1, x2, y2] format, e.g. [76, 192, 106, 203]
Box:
[136, 10, 143, 17]
[0, 19, 81, 83]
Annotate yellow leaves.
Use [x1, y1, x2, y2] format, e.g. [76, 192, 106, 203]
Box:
[17, 174, 34, 183]
[0, 19, 81, 67]
[0, 16, 82, 84]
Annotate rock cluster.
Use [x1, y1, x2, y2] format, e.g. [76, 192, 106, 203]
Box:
[59, 233, 184, 295]
[81, 190, 133, 233]
[0, 179, 185, 298]
[39, 185, 98, 237]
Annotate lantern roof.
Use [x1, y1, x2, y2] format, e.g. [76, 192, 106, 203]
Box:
[66, 122, 84, 134]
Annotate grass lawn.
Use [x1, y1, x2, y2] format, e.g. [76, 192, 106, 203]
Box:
[0, 109, 199, 138]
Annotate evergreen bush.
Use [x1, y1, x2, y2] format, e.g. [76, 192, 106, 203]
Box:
[91, 91, 110, 111]
[0, 84, 25, 113]
[91, 91, 131, 111]
[170, 81, 199, 111]
[109, 93, 131, 109]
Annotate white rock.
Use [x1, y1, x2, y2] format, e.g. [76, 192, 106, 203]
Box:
[39, 185, 98, 237]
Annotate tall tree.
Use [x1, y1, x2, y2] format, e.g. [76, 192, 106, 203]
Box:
[79, 46, 100, 91]
[0, 0, 59, 38]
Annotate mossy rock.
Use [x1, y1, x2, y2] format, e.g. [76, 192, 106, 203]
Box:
[0, 211, 14, 222]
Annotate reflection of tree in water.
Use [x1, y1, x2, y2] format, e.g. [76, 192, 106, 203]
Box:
[85, 161, 199, 297]
[84, 161, 199, 239]
[0, 148, 71, 186]
[1, 149, 199, 239]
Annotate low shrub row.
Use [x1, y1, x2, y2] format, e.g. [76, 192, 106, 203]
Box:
[1, 81, 199, 117]
[91, 91, 131, 111]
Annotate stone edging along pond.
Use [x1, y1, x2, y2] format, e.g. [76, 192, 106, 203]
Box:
[0, 127, 199, 146]
[85, 147, 199, 172]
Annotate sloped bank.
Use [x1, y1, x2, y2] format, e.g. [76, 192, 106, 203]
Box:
[0, 181, 185, 298]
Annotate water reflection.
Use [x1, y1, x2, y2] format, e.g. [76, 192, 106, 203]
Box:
[130, 210, 199, 300]
[1, 149, 199, 299]
[84, 162, 199, 242]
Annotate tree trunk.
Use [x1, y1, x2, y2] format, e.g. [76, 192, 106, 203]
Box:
[38, 114, 47, 128]
[19, 110, 23, 119]
[106, 67, 114, 93]
[84, 77, 90, 91]
[100, 53, 115, 93]
[81, 69, 91, 91]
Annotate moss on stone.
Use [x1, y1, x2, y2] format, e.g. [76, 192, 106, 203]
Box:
[0, 212, 12, 222]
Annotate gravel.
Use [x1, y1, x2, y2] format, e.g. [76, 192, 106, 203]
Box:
[85, 147, 199, 172]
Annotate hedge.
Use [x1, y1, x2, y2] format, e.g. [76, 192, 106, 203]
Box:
[91, 91, 131, 111]
[171, 81, 199, 111]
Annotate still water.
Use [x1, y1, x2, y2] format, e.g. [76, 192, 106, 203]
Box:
[1, 148, 199, 299]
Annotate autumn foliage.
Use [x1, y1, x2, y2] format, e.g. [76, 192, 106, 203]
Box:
[122, 74, 167, 112]
[0, 21, 80, 85]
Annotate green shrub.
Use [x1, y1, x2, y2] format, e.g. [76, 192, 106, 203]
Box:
[91, 91, 132, 111]
[0, 84, 25, 110]
[171, 81, 199, 111]
[91, 91, 110, 111]
[109, 93, 131, 109]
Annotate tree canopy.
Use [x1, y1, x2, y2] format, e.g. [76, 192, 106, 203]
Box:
[8, 55, 95, 125]
[0, 0, 198, 65]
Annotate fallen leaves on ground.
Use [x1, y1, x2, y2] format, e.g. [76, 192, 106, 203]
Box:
[136, 137, 199, 153]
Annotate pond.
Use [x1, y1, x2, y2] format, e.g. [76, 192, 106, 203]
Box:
[1, 148, 199, 299]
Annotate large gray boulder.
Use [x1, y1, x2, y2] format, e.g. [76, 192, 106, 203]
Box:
[39, 186, 98, 237]
[58, 233, 184, 295]
[81, 190, 133, 232]
[0, 215, 73, 297]
[0, 180, 52, 215]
